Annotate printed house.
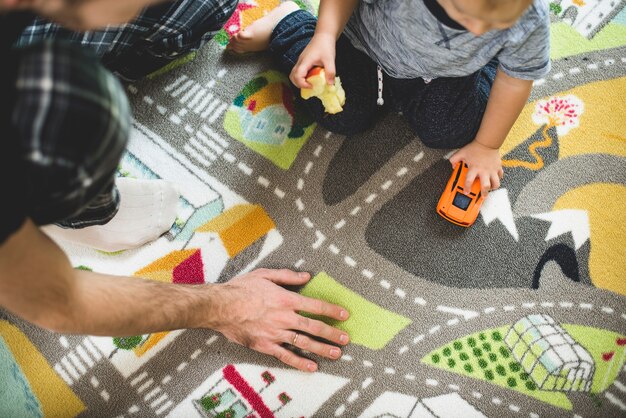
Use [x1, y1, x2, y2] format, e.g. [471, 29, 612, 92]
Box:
[505, 314, 595, 391]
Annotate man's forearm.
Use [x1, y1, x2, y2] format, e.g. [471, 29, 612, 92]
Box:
[474, 69, 532, 149]
[59, 270, 216, 336]
[316, 0, 359, 39]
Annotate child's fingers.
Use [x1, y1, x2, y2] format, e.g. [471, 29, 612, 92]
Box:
[464, 168, 477, 194]
[479, 172, 491, 196]
[291, 64, 312, 89]
[448, 152, 461, 166]
[490, 172, 501, 191]
[323, 58, 336, 85]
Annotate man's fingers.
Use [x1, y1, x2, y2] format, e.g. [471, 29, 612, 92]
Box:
[296, 295, 349, 322]
[291, 313, 350, 346]
[271, 345, 317, 372]
[258, 268, 310, 285]
[287, 331, 342, 360]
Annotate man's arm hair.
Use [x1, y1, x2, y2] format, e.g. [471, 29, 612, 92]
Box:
[0, 219, 215, 336]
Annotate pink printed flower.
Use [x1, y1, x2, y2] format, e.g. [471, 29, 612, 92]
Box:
[532, 94, 584, 136]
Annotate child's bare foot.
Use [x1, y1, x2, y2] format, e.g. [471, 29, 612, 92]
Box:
[228, 1, 300, 53]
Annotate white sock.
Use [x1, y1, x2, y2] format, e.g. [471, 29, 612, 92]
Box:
[42, 178, 180, 252]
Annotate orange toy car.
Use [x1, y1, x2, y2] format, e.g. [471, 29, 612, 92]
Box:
[437, 162, 485, 227]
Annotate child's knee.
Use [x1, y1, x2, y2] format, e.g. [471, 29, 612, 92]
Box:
[409, 120, 476, 149]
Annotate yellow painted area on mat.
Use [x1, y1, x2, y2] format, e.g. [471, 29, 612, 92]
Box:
[135, 270, 173, 283]
[503, 77, 626, 159]
[241, 0, 279, 28]
[135, 249, 197, 276]
[134, 332, 170, 356]
[197, 204, 275, 258]
[300, 272, 412, 350]
[554, 184, 626, 295]
[247, 81, 284, 114]
[0, 321, 85, 416]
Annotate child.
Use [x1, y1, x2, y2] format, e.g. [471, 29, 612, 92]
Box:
[228, 0, 550, 196]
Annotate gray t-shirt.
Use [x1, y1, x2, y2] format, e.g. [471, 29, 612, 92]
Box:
[343, 0, 551, 80]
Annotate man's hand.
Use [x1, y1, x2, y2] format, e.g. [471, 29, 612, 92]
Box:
[209, 269, 350, 372]
[0, 221, 349, 374]
[449, 140, 504, 196]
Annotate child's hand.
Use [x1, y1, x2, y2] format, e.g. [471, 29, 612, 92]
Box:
[449, 140, 504, 196]
[290, 32, 336, 89]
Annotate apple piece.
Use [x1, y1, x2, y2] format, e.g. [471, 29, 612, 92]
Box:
[301, 67, 346, 114]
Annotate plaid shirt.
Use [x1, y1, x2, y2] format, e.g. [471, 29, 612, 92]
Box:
[16, 0, 239, 81]
[2, 0, 237, 243]
[9, 41, 130, 232]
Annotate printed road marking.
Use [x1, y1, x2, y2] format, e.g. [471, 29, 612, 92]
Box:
[187, 87, 207, 109]
[414, 297, 427, 306]
[257, 176, 270, 188]
[413, 151, 425, 162]
[362, 378, 374, 389]
[429, 326, 441, 334]
[303, 217, 314, 228]
[190, 349, 202, 360]
[405, 374, 416, 380]
[363, 361, 373, 367]
[128, 405, 140, 414]
[297, 178, 304, 190]
[381, 180, 392, 190]
[177, 362, 188, 372]
[222, 152, 236, 163]
[208, 103, 228, 123]
[164, 75, 188, 92]
[413, 334, 425, 344]
[155, 401, 173, 415]
[200, 99, 219, 119]
[312, 231, 326, 249]
[137, 379, 154, 393]
[362, 269, 374, 279]
[59, 336, 70, 348]
[151, 394, 169, 409]
[294, 259, 305, 268]
[206, 336, 218, 346]
[90, 376, 99, 388]
[602, 307, 614, 314]
[100, 390, 110, 402]
[334, 219, 346, 229]
[184, 144, 211, 167]
[131, 371, 148, 387]
[365, 193, 377, 203]
[347, 391, 359, 403]
[314, 145, 323, 157]
[437, 305, 479, 320]
[67, 352, 87, 375]
[60, 357, 80, 380]
[425, 379, 438, 386]
[83, 338, 102, 360]
[351, 206, 361, 216]
[344, 256, 357, 267]
[237, 162, 253, 175]
[180, 84, 201, 104]
[329, 244, 340, 254]
[144, 387, 162, 401]
[161, 375, 172, 385]
[194, 93, 214, 114]
[171, 80, 194, 97]
[54, 364, 73, 385]
[304, 161, 313, 174]
[334, 404, 346, 416]
[295, 198, 304, 211]
[380, 280, 391, 289]
[274, 188, 285, 199]
[396, 167, 408, 177]
[395, 289, 406, 298]
[580, 303, 593, 309]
